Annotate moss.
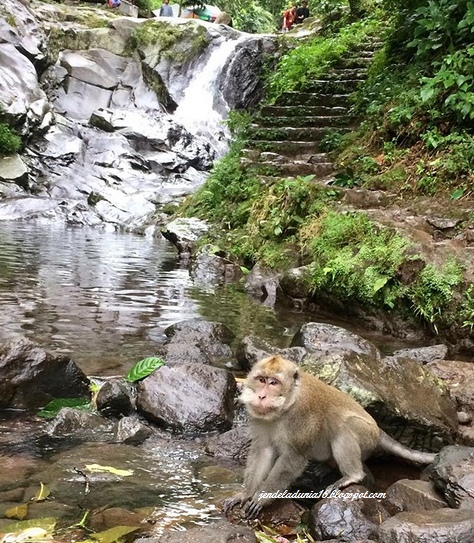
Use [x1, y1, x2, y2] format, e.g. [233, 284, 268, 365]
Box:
[0, 123, 21, 156]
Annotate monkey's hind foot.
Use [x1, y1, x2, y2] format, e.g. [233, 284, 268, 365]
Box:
[244, 499, 262, 520]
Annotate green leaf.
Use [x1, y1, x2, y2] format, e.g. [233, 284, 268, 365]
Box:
[273, 226, 283, 236]
[125, 357, 165, 382]
[90, 526, 139, 543]
[240, 266, 250, 275]
[451, 188, 464, 200]
[34, 482, 51, 502]
[37, 397, 91, 418]
[373, 276, 389, 293]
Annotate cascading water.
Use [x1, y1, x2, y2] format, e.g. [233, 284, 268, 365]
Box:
[173, 36, 247, 157]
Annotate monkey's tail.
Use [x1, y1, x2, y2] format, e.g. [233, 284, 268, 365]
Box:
[379, 430, 437, 464]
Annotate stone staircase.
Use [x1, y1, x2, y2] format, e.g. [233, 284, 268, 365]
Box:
[240, 40, 382, 179]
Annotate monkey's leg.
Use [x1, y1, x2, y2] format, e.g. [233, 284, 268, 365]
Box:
[326, 429, 366, 493]
[245, 452, 307, 519]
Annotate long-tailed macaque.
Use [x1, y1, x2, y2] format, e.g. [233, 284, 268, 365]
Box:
[224, 355, 436, 518]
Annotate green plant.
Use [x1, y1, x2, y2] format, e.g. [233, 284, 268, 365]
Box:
[461, 285, 474, 330]
[0, 123, 21, 155]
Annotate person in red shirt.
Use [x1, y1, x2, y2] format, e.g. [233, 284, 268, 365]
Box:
[282, 5, 297, 32]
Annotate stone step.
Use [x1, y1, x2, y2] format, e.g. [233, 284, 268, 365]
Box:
[241, 149, 331, 164]
[241, 159, 333, 178]
[336, 57, 374, 69]
[248, 126, 352, 142]
[277, 92, 352, 107]
[257, 115, 354, 128]
[329, 68, 368, 79]
[250, 140, 322, 155]
[260, 105, 350, 117]
[303, 79, 364, 93]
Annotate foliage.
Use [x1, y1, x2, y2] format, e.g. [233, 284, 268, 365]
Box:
[0, 123, 21, 155]
[125, 357, 165, 382]
[37, 397, 92, 418]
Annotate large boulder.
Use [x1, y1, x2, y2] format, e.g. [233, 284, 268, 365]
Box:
[377, 508, 474, 542]
[205, 426, 250, 461]
[0, 338, 90, 409]
[136, 364, 236, 433]
[156, 319, 239, 370]
[429, 446, 474, 509]
[236, 335, 306, 369]
[161, 218, 210, 258]
[299, 340, 457, 451]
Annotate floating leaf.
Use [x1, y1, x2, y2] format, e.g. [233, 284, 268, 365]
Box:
[37, 398, 91, 418]
[90, 526, 139, 543]
[451, 188, 464, 200]
[33, 482, 50, 502]
[5, 504, 28, 521]
[85, 464, 134, 477]
[125, 357, 164, 382]
[2, 517, 56, 540]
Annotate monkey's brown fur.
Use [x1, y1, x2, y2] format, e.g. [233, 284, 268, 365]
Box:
[225, 354, 436, 518]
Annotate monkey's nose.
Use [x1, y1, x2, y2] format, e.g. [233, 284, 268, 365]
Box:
[258, 395, 266, 400]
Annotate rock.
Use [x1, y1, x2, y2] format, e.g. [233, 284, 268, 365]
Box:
[384, 479, 447, 513]
[96, 380, 134, 418]
[429, 446, 474, 509]
[161, 218, 210, 258]
[46, 408, 114, 441]
[427, 217, 461, 231]
[159, 319, 238, 370]
[301, 350, 458, 452]
[458, 411, 472, 425]
[279, 265, 313, 299]
[291, 322, 380, 359]
[215, 12, 233, 26]
[137, 364, 236, 433]
[392, 344, 448, 365]
[90, 506, 146, 532]
[205, 426, 250, 461]
[190, 251, 241, 287]
[0, 155, 28, 188]
[309, 485, 389, 541]
[113, 416, 152, 445]
[0, 338, 90, 409]
[427, 360, 474, 417]
[378, 508, 474, 542]
[244, 263, 280, 306]
[236, 335, 307, 369]
[135, 520, 256, 543]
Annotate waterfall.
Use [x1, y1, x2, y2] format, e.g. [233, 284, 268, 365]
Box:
[173, 36, 245, 157]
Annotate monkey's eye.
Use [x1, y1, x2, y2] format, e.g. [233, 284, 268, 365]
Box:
[268, 379, 280, 386]
[258, 377, 266, 384]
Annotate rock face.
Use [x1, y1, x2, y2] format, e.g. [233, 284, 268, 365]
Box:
[378, 508, 474, 543]
[0, 3, 273, 229]
[295, 324, 458, 451]
[429, 446, 474, 509]
[136, 364, 236, 432]
[0, 338, 90, 409]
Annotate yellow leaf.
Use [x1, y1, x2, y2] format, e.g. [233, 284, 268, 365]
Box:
[33, 482, 50, 502]
[85, 465, 134, 477]
[90, 526, 139, 543]
[5, 504, 28, 521]
[1, 518, 56, 543]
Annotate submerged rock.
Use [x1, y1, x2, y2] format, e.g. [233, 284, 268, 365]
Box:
[137, 364, 236, 433]
[0, 338, 90, 409]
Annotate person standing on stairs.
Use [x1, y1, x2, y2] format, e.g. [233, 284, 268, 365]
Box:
[295, 1, 310, 24]
[282, 5, 297, 32]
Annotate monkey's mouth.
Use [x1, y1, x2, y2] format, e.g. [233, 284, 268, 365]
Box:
[252, 405, 275, 417]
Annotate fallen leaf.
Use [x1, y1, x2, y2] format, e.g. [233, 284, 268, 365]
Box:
[85, 464, 134, 477]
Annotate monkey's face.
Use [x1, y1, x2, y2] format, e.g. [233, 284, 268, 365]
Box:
[241, 374, 287, 420]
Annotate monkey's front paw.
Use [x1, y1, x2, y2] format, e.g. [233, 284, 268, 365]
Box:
[245, 499, 262, 519]
[222, 492, 247, 514]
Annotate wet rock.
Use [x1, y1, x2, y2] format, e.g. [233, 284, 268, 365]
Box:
[392, 344, 448, 365]
[301, 350, 458, 452]
[135, 520, 256, 543]
[378, 508, 474, 542]
[137, 364, 236, 433]
[46, 408, 114, 441]
[96, 380, 134, 418]
[384, 479, 447, 513]
[90, 506, 147, 531]
[0, 338, 90, 409]
[427, 360, 474, 417]
[244, 264, 280, 306]
[159, 319, 238, 370]
[161, 218, 210, 258]
[309, 485, 389, 541]
[279, 265, 313, 299]
[0, 488, 25, 503]
[113, 416, 152, 445]
[0, 155, 29, 188]
[0, 456, 43, 492]
[190, 251, 241, 287]
[205, 426, 250, 461]
[291, 322, 380, 360]
[429, 446, 474, 509]
[236, 335, 307, 369]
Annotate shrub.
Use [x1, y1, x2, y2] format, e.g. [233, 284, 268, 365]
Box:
[0, 123, 21, 155]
